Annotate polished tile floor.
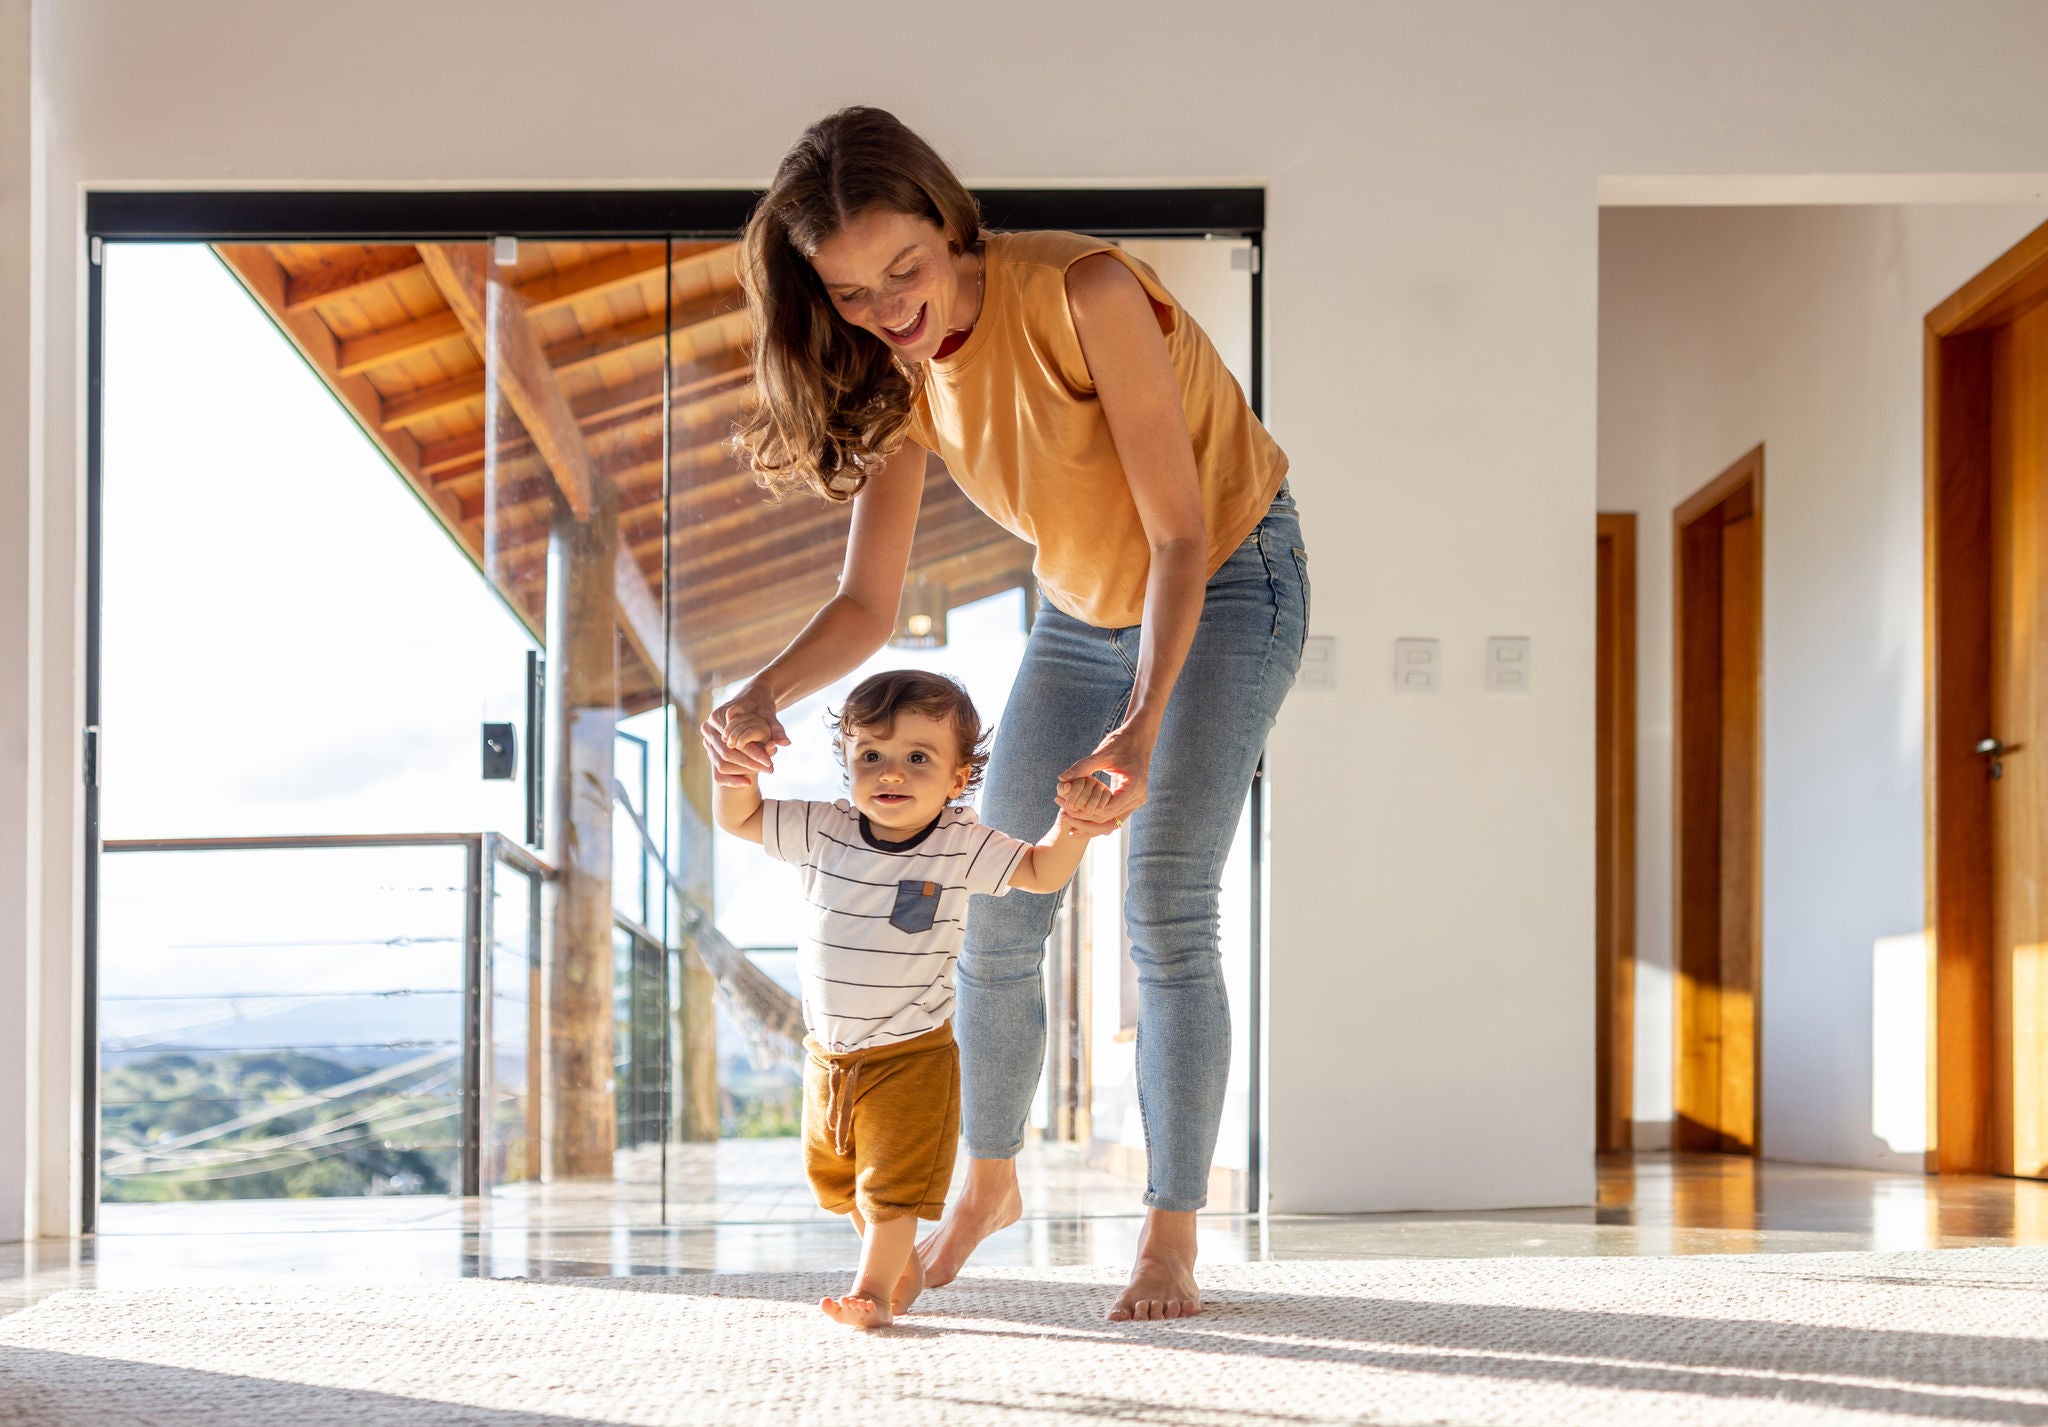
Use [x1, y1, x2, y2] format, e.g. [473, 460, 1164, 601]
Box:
[7, 1147, 2048, 1319]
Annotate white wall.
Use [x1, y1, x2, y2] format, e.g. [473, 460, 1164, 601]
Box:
[1600, 202, 2048, 1169]
[0, 0, 37, 1244]
[9, 0, 2048, 1235]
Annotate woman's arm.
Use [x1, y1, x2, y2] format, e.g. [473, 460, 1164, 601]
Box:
[699, 440, 927, 779]
[1056, 253, 1209, 822]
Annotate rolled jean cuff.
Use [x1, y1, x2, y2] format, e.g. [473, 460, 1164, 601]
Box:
[1142, 1188, 1208, 1213]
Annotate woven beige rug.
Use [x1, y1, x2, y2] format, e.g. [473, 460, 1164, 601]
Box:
[4, 1248, 2047, 1426]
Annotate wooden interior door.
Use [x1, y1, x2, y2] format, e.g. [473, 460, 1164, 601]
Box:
[1991, 298, 2048, 1177]
[1674, 448, 1763, 1155]
[1596, 514, 1637, 1153]
[1927, 217, 2048, 1179]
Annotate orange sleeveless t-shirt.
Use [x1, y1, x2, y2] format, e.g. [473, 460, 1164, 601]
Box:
[903, 230, 1289, 629]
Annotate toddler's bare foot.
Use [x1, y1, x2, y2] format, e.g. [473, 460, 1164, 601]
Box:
[820, 1292, 893, 1329]
[891, 1240, 926, 1314]
[1107, 1253, 1202, 1322]
[917, 1169, 1021, 1288]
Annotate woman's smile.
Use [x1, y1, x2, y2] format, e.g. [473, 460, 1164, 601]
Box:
[881, 305, 928, 345]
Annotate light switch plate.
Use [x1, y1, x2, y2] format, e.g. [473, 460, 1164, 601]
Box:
[1394, 637, 1440, 694]
[1297, 634, 1336, 690]
[1486, 636, 1532, 692]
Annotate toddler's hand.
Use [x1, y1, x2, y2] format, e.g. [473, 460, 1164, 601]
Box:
[1055, 775, 1120, 836]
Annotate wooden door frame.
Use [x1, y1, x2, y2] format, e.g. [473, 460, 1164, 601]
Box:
[1672, 445, 1765, 1155]
[1924, 217, 2048, 1176]
[1597, 513, 1638, 1153]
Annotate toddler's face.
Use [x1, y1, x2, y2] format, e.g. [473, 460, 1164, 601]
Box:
[843, 711, 971, 834]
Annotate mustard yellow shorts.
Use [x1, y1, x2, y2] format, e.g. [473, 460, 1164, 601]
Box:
[802, 1021, 960, 1224]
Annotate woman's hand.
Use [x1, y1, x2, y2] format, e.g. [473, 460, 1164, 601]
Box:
[699, 683, 789, 788]
[1058, 723, 1157, 826]
[1053, 771, 1121, 839]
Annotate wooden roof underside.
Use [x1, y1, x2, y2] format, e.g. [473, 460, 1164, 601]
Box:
[215, 239, 1031, 715]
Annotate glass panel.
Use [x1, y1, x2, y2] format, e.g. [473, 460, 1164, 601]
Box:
[1100, 238, 1258, 1214]
[656, 233, 1262, 1221]
[98, 844, 468, 1201]
[96, 239, 549, 1216]
[483, 852, 539, 1189]
[98, 243, 537, 846]
[474, 237, 671, 1189]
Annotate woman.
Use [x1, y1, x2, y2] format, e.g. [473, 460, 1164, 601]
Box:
[702, 106, 1307, 1322]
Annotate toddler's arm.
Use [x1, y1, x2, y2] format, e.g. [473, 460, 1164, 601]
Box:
[712, 756, 767, 845]
[1008, 776, 1118, 894]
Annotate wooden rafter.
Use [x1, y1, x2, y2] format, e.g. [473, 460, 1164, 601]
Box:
[336, 241, 737, 377]
[284, 248, 426, 312]
[693, 541, 1034, 678]
[681, 513, 1019, 635]
[377, 295, 747, 434]
[416, 350, 752, 478]
[416, 242, 699, 708]
[417, 243, 598, 520]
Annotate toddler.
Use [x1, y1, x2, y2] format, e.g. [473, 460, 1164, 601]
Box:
[712, 669, 1113, 1327]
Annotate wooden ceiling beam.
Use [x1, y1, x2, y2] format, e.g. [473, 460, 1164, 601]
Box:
[417, 242, 699, 710]
[377, 293, 747, 434]
[689, 542, 1034, 679]
[415, 349, 751, 480]
[336, 241, 737, 377]
[283, 247, 425, 312]
[679, 511, 1021, 639]
[418, 243, 597, 520]
[468, 435, 742, 573]
[662, 479, 981, 593]
[431, 376, 750, 512]
[673, 504, 1009, 617]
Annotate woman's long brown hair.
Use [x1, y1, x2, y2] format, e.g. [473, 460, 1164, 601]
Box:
[733, 106, 982, 502]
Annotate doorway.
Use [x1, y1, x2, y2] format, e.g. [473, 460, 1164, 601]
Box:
[1926, 217, 2048, 1180]
[1672, 446, 1764, 1155]
[1596, 513, 1637, 1153]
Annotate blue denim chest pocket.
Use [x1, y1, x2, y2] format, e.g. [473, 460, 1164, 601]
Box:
[890, 880, 940, 934]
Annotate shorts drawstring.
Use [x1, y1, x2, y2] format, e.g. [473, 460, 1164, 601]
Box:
[822, 1056, 861, 1158]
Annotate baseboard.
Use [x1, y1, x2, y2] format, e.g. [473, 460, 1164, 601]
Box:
[1630, 1119, 1673, 1151]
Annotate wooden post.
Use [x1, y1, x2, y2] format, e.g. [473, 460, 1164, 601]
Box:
[544, 473, 620, 1178]
[675, 693, 721, 1142]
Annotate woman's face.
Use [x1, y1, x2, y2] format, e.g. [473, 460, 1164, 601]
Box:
[809, 207, 975, 363]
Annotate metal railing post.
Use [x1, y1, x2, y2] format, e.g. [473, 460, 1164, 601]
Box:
[460, 836, 484, 1198]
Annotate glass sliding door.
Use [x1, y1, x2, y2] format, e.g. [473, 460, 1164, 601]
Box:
[89, 194, 1267, 1244]
[94, 240, 541, 1207]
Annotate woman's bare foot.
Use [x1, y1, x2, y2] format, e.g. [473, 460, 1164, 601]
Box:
[1107, 1209, 1202, 1322]
[820, 1291, 892, 1329]
[891, 1240, 925, 1314]
[916, 1158, 1022, 1288]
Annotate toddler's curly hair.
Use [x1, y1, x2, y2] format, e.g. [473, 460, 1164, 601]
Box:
[828, 670, 991, 795]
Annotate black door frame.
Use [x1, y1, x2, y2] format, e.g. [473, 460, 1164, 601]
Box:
[81, 186, 1268, 1230]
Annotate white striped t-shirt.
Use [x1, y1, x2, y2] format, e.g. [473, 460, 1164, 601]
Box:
[760, 799, 1030, 1053]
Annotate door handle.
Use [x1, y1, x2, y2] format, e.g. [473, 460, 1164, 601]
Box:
[1977, 736, 2023, 781]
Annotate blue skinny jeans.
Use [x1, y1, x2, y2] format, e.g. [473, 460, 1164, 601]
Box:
[959, 485, 1308, 1211]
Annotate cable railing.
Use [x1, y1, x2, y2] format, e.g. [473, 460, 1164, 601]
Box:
[98, 785, 805, 1205]
[99, 831, 546, 1200]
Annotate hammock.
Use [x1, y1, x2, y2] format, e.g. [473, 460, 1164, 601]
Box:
[613, 780, 806, 1071]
